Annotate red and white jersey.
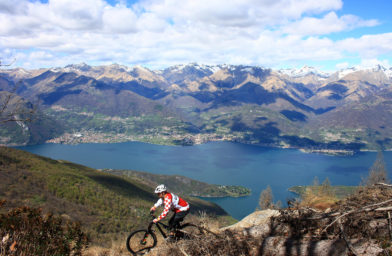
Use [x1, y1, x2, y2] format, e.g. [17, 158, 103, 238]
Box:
[154, 192, 189, 221]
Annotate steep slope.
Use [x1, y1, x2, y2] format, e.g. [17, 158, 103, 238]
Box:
[306, 86, 392, 149]
[0, 147, 230, 244]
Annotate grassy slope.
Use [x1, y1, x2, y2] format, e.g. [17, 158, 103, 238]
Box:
[0, 147, 232, 244]
[106, 169, 251, 197]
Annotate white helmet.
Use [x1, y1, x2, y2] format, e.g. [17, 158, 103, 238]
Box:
[155, 184, 167, 193]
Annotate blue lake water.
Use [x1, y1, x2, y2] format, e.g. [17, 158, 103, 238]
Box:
[16, 142, 392, 220]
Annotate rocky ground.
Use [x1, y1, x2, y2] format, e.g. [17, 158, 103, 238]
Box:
[146, 184, 392, 256]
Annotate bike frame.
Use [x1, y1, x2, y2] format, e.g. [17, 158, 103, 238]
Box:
[147, 220, 170, 239]
[147, 215, 192, 239]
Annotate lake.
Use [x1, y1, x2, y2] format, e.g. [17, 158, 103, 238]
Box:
[17, 142, 392, 220]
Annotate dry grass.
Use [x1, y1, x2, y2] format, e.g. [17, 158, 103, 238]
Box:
[142, 212, 256, 256]
[83, 239, 129, 256]
[84, 212, 225, 256]
[299, 187, 339, 210]
[147, 229, 255, 256]
[300, 194, 339, 210]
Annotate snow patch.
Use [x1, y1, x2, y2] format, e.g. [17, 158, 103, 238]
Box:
[337, 64, 392, 79]
[278, 66, 330, 78]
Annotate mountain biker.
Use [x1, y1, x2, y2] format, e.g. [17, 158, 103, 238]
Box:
[150, 184, 190, 237]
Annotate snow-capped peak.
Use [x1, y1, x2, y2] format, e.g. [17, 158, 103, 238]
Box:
[54, 63, 92, 73]
[336, 67, 358, 79]
[336, 64, 392, 79]
[278, 65, 330, 78]
[371, 64, 387, 72]
[385, 67, 392, 79]
[65, 63, 90, 70]
[163, 63, 219, 74]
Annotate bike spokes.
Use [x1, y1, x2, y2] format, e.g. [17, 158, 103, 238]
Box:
[127, 229, 157, 255]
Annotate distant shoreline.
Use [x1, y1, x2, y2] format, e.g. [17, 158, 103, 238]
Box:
[8, 134, 389, 155]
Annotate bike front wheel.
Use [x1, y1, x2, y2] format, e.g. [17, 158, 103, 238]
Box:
[126, 229, 157, 255]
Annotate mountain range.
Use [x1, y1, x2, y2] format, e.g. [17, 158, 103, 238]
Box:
[1, 63, 392, 151]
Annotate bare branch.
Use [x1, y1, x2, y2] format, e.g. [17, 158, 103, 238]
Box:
[338, 219, 359, 256]
[388, 212, 392, 240]
[375, 206, 392, 211]
[179, 245, 190, 256]
[322, 198, 392, 233]
[376, 183, 392, 187]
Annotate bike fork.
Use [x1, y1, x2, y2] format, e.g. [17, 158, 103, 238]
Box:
[140, 232, 149, 245]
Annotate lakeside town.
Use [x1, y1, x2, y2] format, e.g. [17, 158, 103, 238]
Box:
[44, 130, 362, 156]
[45, 130, 244, 146]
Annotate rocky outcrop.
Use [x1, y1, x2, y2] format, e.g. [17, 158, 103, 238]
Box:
[222, 208, 384, 256]
[221, 209, 280, 237]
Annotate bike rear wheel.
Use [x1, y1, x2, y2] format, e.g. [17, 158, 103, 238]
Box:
[126, 229, 157, 255]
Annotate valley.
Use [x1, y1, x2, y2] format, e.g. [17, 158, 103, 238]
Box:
[1, 63, 392, 151]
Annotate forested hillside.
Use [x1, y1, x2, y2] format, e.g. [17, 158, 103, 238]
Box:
[0, 146, 232, 246]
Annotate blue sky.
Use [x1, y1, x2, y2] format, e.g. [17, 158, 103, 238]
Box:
[1, 0, 391, 71]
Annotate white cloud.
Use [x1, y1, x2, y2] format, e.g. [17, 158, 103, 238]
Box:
[336, 62, 349, 69]
[142, 0, 343, 29]
[0, 0, 390, 70]
[282, 12, 379, 36]
[338, 33, 392, 58]
[42, 0, 105, 30]
[102, 4, 138, 33]
[0, 0, 28, 15]
[359, 58, 391, 69]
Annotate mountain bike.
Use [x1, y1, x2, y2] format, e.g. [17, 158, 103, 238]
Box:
[126, 214, 205, 255]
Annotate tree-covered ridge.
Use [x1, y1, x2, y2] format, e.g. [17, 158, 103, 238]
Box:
[104, 169, 251, 197]
[0, 147, 231, 245]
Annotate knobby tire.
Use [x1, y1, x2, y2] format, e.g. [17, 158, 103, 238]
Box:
[126, 229, 157, 255]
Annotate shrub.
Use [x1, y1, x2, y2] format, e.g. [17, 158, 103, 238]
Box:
[0, 200, 88, 256]
[362, 151, 390, 186]
[299, 178, 338, 210]
[258, 185, 273, 210]
[258, 185, 281, 210]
